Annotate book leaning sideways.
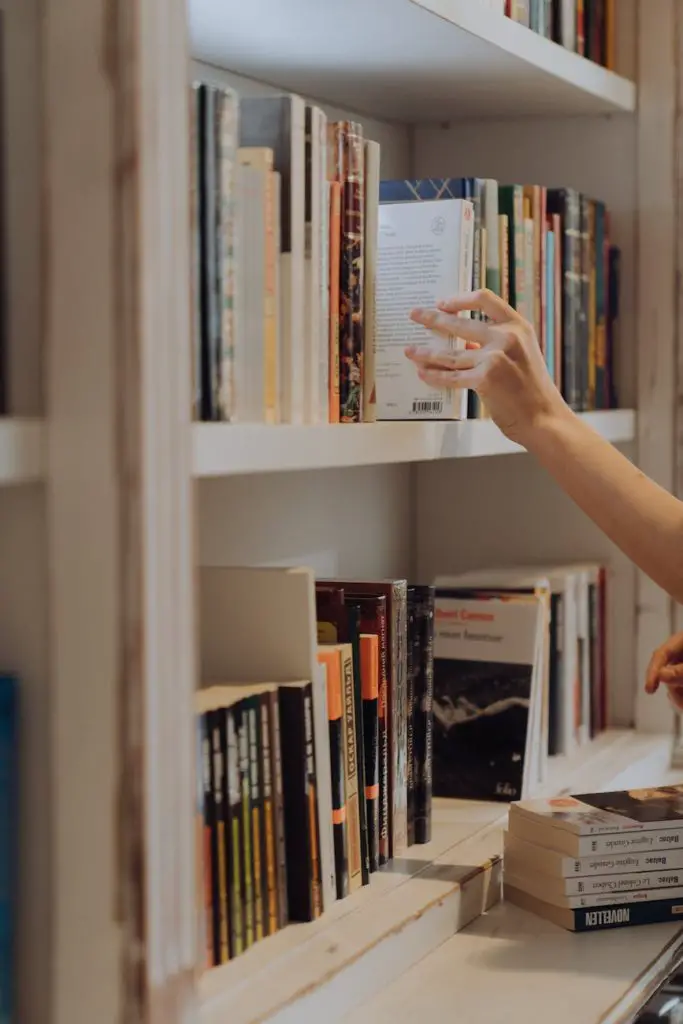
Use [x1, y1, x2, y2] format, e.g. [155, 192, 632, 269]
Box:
[506, 785, 683, 931]
[375, 197, 474, 420]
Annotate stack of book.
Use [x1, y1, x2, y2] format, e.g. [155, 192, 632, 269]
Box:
[191, 80, 622, 426]
[505, 786, 683, 932]
[506, 0, 615, 69]
[431, 563, 608, 803]
[196, 567, 435, 969]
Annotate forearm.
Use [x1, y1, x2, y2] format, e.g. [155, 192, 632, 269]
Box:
[525, 409, 683, 604]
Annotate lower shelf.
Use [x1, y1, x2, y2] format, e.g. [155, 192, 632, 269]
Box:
[193, 409, 636, 478]
[199, 730, 673, 1024]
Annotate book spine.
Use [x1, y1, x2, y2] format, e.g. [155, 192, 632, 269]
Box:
[199, 713, 215, 966]
[190, 84, 202, 421]
[263, 168, 279, 423]
[576, 0, 585, 54]
[217, 88, 239, 421]
[237, 704, 255, 947]
[406, 595, 417, 847]
[363, 140, 380, 424]
[304, 107, 321, 425]
[552, 212, 563, 391]
[328, 181, 342, 423]
[499, 214, 510, 305]
[412, 588, 435, 845]
[327, 655, 349, 898]
[341, 646, 363, 891]
[304, 685, 323, 918]
[267, 690, 288, 928]
[574, 898, 683, 931]
[260, 695, 279, 935]
[594, 201, 607, 409]
[347, 606, 370, 885]
[316, 111, 330, 425]
[279, 686, 317, 921]
[335, 121, 365, 423]
[577, 829, 683, 858]
[198, 85, 220, 421]
[390, 581, 409, 859]
[568, 868, 683, 897]
[225, 705, 244, 956]
[0, 679, 16, 1023]
[209, 709, 230, 963]
[545, 228, 555, 381]
[605, 0, 615, 69]
[579, 194, 591, 410]
[360, 634, 380, 871]
[246, 699, 265, 942]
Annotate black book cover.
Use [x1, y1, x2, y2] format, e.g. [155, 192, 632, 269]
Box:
[344, 601, 370, 885]
[245, 696, 265, 942]
[409, 585, 435, 845]
[197, 84, 221, 421]
[433, 591, 539, 803]
[198, 713, 216, 966]
[406, 593, 418, 846]
[258, 693, 279, 936]
[278, 683, 322, 922]
[235, 701, 255, 948]
[547, 592, 563, 757]
[318, 647, 349, 898]
[208, 708, 230, 963]
[359, 633, 380, 873]
[264, 689, 288, 929]
[347, 593, 388, 869]
[224, 704, 244, 957]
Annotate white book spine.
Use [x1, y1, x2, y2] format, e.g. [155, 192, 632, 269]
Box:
[483, 178, 500, 296]
[235, 164, 267, 422]
[562, 0, 576, 50]
[288, 97, 307, 424]
[455, 202, 475, 420]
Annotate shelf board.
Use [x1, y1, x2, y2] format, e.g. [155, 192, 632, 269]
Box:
[193, 410, 636, 478]
[199, 731, 673, 1024]
[0, 418, 44, 486]
[189, 0, 636, 122]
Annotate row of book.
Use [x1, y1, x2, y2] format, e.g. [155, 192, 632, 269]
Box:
[196, 574, 435, 968]
[432, 562, 608, 805]
[190, 82, 621, 426]
[505, 785, 683, 932]
[195, 560, 611, 965]
[379, 180, 620, 417]
[505, 0, 615, 69]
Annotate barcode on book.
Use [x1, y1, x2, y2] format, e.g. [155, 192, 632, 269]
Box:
[412, 399, 443, 415]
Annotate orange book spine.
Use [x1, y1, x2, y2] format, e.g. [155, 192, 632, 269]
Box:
[328, 181, 342, 422]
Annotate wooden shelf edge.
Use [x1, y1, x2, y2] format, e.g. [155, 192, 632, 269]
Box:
[193, 410, 636, 478]
[199, 730, 671, 1024]
[414, 0, 636, 114]
[0, 418, 45, 486]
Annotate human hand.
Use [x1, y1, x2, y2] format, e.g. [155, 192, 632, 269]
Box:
[645, 632, 683, 712]
[405, 290, 568, 445]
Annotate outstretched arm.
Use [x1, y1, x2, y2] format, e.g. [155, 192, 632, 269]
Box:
[406, 289, 683, 605]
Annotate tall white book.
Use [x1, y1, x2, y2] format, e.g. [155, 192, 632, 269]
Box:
[240, 95, 306, 424]
[375, 198, 474, 420]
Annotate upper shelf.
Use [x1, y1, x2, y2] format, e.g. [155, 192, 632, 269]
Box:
[0, 419, 44, 486]
[188, 0, 637, 122]
[194, 410, 635, 478]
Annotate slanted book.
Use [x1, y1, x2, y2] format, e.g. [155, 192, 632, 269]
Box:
[375, 197, 474, 420]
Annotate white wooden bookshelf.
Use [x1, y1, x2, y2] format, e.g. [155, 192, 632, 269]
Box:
[12, 0, 683, 1022]
[199, 731, 676, 1024]
[190, 0, 636, 120]
[194, 410, 636, 477]
[0, 419, 44, 485]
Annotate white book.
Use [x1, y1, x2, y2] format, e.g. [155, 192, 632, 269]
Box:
[561, 0, 576, 50]
[240, 95, 306, 424]
[235, 163, 265, 421]
[363, 140, 381, 424]
[376, 198, 474, 420]
[504, 831, 683, 880]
